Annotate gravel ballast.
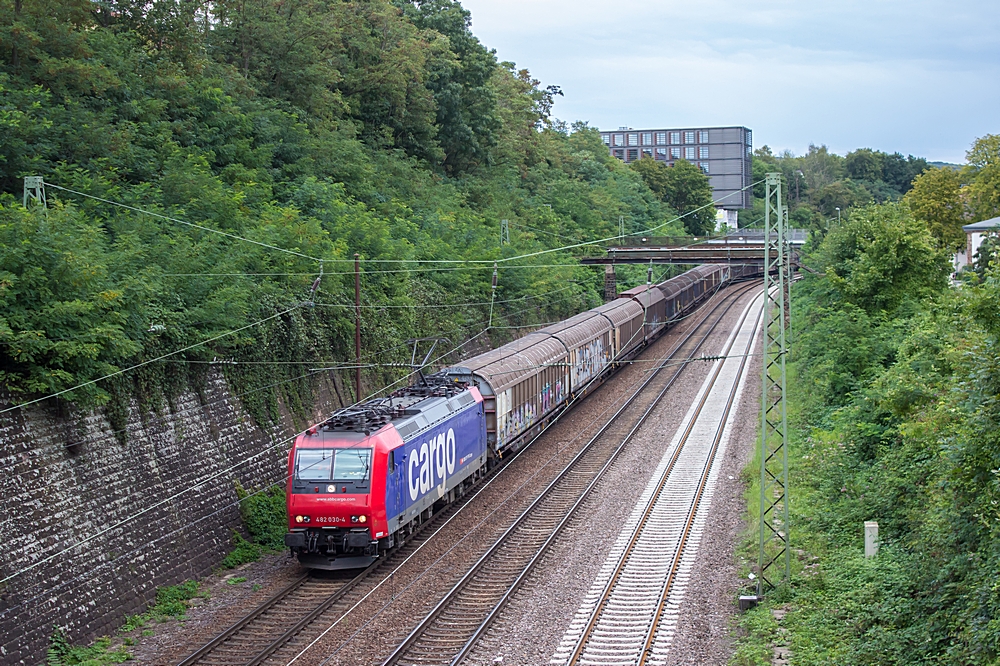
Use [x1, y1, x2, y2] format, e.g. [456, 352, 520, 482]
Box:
[460, 285, 762, 666]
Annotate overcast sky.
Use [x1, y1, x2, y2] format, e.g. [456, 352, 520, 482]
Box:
[461, 0, 999, 163]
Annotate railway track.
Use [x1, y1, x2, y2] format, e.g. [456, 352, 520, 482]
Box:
[552, 288, 765, 666]
[381, 282, 760, 666]
[176, 281, 756, 666]
[175, 489, 480, 666]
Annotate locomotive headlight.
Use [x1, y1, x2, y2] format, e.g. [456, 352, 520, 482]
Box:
[295, 515, 310, 524]
[295, 515, 303, 523]
[359, 515, 367, 524]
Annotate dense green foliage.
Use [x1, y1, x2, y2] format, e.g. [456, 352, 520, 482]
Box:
[629, 156, 715, 235]
[0, 0, 684, 423]
[904, 135, 1000, 253]
[235, 481, 287, 550]
[47, 629, 130, 666]
[745, 144, 929, 232]
[733, 189, 1000, 664]
[219, 481, 286, 567]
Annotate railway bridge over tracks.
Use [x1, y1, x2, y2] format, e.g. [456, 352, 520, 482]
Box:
[581, 229, 807, 300]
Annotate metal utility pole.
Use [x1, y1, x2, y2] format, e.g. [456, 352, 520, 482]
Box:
[500, 219, 510, 246]
[603, 264, 616, 302]
[355, 253, 362, 404]
[23, 176, 45, 209]
[618, 215, 626, 242]
[758, 172, 790, 597]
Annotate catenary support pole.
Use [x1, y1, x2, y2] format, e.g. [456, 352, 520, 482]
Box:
[758, 172, 791, 597]
[23, 176, 45, 209]
[355, 253, 361, 403]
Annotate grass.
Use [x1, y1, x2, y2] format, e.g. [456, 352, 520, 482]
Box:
[51, 580, 206, 663]
[47, 631, 130, 666]
[729, 363, 887, 665]
[220, 531, 264, 569]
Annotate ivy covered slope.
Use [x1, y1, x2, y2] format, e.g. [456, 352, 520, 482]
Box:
[734, 138, 1000, 665]
[0, 0, 686, 424]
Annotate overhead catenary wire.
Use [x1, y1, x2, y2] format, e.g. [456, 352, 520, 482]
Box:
[17, 286, 584, 474]
[44, 183, 322, 263]
[0, 273, 740, 625]
[296, 277, 742, 666]
[0, 467, 303, 622]
[0, 283, 742, 621]
[9, 181, 746, 480]
[4, 180, 590, 413]
[3, 182, 752, 563]
[0, 304, 306, 415]
[310, 282, 580, 310]
[7, 272, 588, 556]
[0, 318, 502, 589]
[159, 263, 588, 278]
[44, 177, 761, 268]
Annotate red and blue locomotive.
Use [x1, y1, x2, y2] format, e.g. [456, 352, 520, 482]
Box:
[283, 379, 489, 569]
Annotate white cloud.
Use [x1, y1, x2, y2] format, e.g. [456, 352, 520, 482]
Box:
[462, 0, 1000, 162]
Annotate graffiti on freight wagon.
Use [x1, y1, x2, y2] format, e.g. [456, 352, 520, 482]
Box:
[540, 379, 565, 413]
[500, 401, 537, 445]
[573, 338, 608, 385]
[496, 378, 567, 446]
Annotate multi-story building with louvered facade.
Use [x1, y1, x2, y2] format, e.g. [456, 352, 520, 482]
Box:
[600, 126, 753, 212]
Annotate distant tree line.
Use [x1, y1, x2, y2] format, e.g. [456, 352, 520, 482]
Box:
[748, 137, 1000, 264]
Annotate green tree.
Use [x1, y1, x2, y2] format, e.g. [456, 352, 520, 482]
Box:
[882, 151, 928, 194]
[396, 0, 500, 174]
[816, 201, 949, 314]
[971, 234, 1000, 280]
[965, 133, 1000, 222]
[845, 148, 884, 182]
[0, 0, 681, 419]
[800, 143, 845, 190]
[631, 157, 714, 235]
[629, 156, 670, 200]
[813, 179, 870, 216]
[903, 166, 966, 250]
[0, 201, 141, 405]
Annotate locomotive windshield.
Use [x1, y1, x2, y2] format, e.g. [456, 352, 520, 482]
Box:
[332, 448, 371, 481]
[294, 448, 371, 482]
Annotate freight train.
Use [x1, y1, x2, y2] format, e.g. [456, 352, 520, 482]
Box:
[283, 263, 757, 569]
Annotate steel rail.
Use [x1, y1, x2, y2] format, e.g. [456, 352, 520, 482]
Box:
[382, 281, 759, 666]
[638, 292, 766, 666]
[563, 288, 764, 666]
[176, 574, 311, 666]
[448, 283, 762, 666]
[175, 494, 470, 666]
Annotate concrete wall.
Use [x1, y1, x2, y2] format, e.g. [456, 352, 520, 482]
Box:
[0, 371, 347, 665]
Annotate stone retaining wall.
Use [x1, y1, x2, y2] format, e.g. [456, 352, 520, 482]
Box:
[0, 371, 347, 665]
